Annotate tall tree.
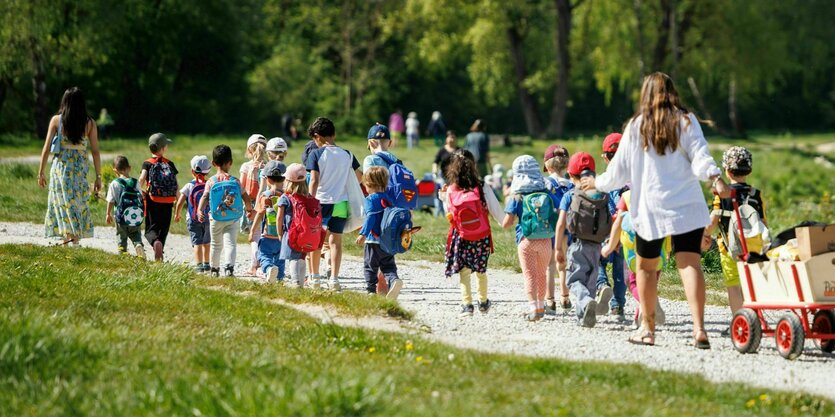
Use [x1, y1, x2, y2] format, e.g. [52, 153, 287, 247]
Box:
[546, 0, 583, 136]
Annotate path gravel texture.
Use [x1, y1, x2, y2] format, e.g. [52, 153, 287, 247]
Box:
[2, 221, 833, 400]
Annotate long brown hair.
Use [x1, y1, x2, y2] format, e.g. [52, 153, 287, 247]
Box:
[637, 72, 691, 155]
[447, 149, 482, 190]
[58, 87, 90, 144]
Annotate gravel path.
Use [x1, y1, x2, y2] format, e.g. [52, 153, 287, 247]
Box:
[2, 221, 833, 400]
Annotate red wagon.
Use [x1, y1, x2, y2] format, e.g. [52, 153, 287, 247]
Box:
[728, 191, 835, 360]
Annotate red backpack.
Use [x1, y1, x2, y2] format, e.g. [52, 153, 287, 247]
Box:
[448, 184, 491, 241]
[288, 194, 325, 253]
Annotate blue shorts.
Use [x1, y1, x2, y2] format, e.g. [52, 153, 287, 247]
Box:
[320, 203, 347, 234]
[188, 220, 211, 245]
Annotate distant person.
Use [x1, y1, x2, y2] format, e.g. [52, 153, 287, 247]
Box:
[38, 87, 102, 246]
[426, 111, 447, 147]
[97, 108, 114, 140]
[432, 130, 459, 216]
[388, 110, 405, 148]
[465, 119, 490, 177]
[281, 113, 294, 144]
[405, 111, 420, 149]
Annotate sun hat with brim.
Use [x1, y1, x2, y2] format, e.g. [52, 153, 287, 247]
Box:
[510, 155, 546, 194]
[247, 134, 267, 148]
[190, 155, 211, 174]
[267, 137, 288, 152]
[285, 163, 306, 182]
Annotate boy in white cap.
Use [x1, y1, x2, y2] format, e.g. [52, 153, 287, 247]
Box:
[175, 155, 212, 272]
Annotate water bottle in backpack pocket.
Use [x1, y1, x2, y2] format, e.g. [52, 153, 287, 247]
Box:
[380, 206, 421, 255]
[187, 179, 210, 223]
[566, 190, 611, 243]
[115, 178, 145, 227]
[519, 192, 558, 239]
[448, 185, 491, 241]
[209, 175, 244, 222]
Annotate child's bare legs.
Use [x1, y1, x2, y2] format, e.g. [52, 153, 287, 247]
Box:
[727, 285, 743, 315]
[329, 232, 343, 280]
[546, 259, 556, 302]
[200, 244, 209, 264]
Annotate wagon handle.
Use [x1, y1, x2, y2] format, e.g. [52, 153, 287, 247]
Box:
[730, 188, 750, 262]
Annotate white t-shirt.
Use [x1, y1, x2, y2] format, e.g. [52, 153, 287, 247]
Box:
[405, 117, 419, 136]
[305, 146, 361, 204]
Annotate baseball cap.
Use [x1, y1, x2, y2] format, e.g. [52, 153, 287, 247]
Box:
[367, 123, 391, 140]
[285, 163, 306, 182]
[190, 155, 211, 174]
[722, 146, 753, 171]
[247, 134, 267, 148]
[266, 137, 288, 152]
[543, 144, 569, 171]
[263, 160, 287, 179]
[567, 152, 596, 176]
[149, 133, 172, 147]
[602, 133, 622, 153]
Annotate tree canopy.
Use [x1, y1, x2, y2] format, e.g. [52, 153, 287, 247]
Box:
[1, 0, 834, 138]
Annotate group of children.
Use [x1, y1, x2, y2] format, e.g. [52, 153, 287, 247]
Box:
[104, 118, 762, 329]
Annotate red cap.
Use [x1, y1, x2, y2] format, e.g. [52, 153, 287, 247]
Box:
[602, 133, 622, 153]
[543, 144, 569, 171]
[567, 152, 596, 176]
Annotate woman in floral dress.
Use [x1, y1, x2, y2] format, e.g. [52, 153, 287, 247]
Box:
[37, 87, 102, 245]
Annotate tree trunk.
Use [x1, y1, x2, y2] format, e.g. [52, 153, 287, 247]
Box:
[633, 0, 647, 78]
[0, 78, 8, 118]
[507, 26, 543, 137]
[651, 0, 671, 72]
[687, 77, 728, 136]
[728, 77, 745, 138]
[547, 0, 573, 137]
[30, 38, 49, 139]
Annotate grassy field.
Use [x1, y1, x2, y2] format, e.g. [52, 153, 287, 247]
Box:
[1, 243, 831, 416]
[0, 132, 832, 306]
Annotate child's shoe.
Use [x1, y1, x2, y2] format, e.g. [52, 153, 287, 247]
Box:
[210, 267, 220, 278]
[478, 299, 492, 314]
[135, 244, 146, 260]
[153, 241, 164, 262]
[637, 302, 666, 326]
[386, 279, 403, 300]
[224, 265, 234, 277]
[118, 245, 128, 254]
[525, 309, 545, 322]
[328, 277, 341, 292]
[266, 266, 279, 283]
[611, 306, 626, 323]
[595, 286, 613, 315]
[460, 304, 475, 317]
[310, 275, 321, 290]
[581, 300, 598, 328]
[560, 294, 572, 310]
[544, 299, 557, 315]
[201, 263, 211, 272]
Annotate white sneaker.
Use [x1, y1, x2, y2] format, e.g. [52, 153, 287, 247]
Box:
[329, 278, 341, 292]
[310, 276, 321, 290]
[386, 279, 403, 300]
[266, 267, 279, 283]
[135, 244, 146, 259]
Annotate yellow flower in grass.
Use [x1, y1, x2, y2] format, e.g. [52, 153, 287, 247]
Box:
[415, 356, 424, 363]
[405, 341, 414, 351]
[759, 394, 771, 404]
[367, 347, 376, 353]
[746, 399, 756, 408]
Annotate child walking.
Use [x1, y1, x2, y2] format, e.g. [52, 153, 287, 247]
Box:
[105, 155, 145, 258]
[356, 167, 404, 299]
[259, 137, 288, 194]
[277, 163, 320, 287]
[555, 152, 611, 327]
[443, 150, 505, 317]
[596, 133, 628, 322]
[249, 160, 286, 282]
[702, 146, 767, 333]
[197, 145, 253, 277]
[240, 134, 267, 275]
[502, 155, 558, 321]
[139, 133, 178, 261]
[174, 155, 212, 272]
[542, 144, 573, 313]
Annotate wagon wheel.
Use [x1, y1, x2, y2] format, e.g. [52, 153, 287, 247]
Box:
[775, 313, 805, 360]
[812, 310, 835, 354]
[731, 308, 762, 354]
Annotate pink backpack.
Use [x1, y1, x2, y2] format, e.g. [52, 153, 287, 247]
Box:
[288, 194, 325, 253]
[448, 184, 491, 241]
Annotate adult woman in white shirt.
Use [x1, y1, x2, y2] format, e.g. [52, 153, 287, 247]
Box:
[588, 73, 728, 348]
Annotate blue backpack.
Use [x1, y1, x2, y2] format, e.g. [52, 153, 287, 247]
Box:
[520, 192, 557, 239]
[545, 176, 572, 209]
[187, 179, 210, 223]
[209, 175, 244, 221]
[380, 206, 417, 255]
[377, 153, 418, 210]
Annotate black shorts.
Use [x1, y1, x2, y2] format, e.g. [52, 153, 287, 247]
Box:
[635, 227, 704, 258]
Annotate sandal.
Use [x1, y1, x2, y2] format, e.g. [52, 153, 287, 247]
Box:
[694, 329, 711, 350]
[628, 330, 655, 346]
[560, 294, 572, 309]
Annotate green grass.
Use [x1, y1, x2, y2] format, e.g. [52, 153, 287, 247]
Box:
[1, 244, 831, 416]
[1, 133, 832, 307]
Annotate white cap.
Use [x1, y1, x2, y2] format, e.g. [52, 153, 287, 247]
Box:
[266, 137, 288, 152]
[190, 155, 211, 174]
[247, 134, 267, 148]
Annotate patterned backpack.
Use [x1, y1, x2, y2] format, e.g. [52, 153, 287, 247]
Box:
[208, 175, 244, 221]
[115, 178, 144, 227]
[145, 156, 178, 203]
[187, 178, 209, 223]
[519, 192, 557, 239]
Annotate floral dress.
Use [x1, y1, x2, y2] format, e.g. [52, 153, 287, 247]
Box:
[444, 228, 492, 276]
[45, 137, 94, 240]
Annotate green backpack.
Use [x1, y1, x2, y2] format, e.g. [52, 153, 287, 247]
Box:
[520, 192, 557, 239]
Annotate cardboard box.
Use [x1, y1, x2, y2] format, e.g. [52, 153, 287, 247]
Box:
[738, 252, 835, 304]
[796, 224, 835, 261]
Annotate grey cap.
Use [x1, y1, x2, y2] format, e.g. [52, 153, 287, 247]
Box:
[190, 155, 211, 174]
[263, 160, 286, 178]
[149, 132, 172, 147]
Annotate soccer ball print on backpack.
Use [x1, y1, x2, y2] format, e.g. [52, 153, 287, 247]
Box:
[448, 184, 491, 241]
[115, 178, 144, 227]
[287, 194, 325, 253]
[519, 192, 557, 239]
[145, 156, 178, 203]
[566, 190, 611, 243]
[380, 206, 422, 255]
[209, 175, 244, 222]
[187, 178, 210, 223]
[376, 153, 418, 210]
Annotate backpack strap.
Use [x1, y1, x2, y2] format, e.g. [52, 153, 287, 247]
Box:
[376, 152, 396, 166]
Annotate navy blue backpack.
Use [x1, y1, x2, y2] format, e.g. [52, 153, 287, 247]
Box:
[377, 153, 418, 210]
[380, 206, 418, 255]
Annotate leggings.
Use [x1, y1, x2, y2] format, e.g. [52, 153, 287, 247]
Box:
[518, 238, 553, 303]
[210, 218, 238, 269]
[459, 268, 488, 305]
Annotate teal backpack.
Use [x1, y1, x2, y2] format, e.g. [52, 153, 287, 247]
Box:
[520, 192, 557, 239]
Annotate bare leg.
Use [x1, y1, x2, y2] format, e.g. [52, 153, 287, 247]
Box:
[329, 233, 343, 279]
[727, 285, 744, 315]
[676, 251, 708, 342]
[201, 244, 210, 264]
[636, 255, 660, 333]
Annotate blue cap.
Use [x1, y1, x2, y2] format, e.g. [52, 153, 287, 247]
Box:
[367, 123, 391, 140]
